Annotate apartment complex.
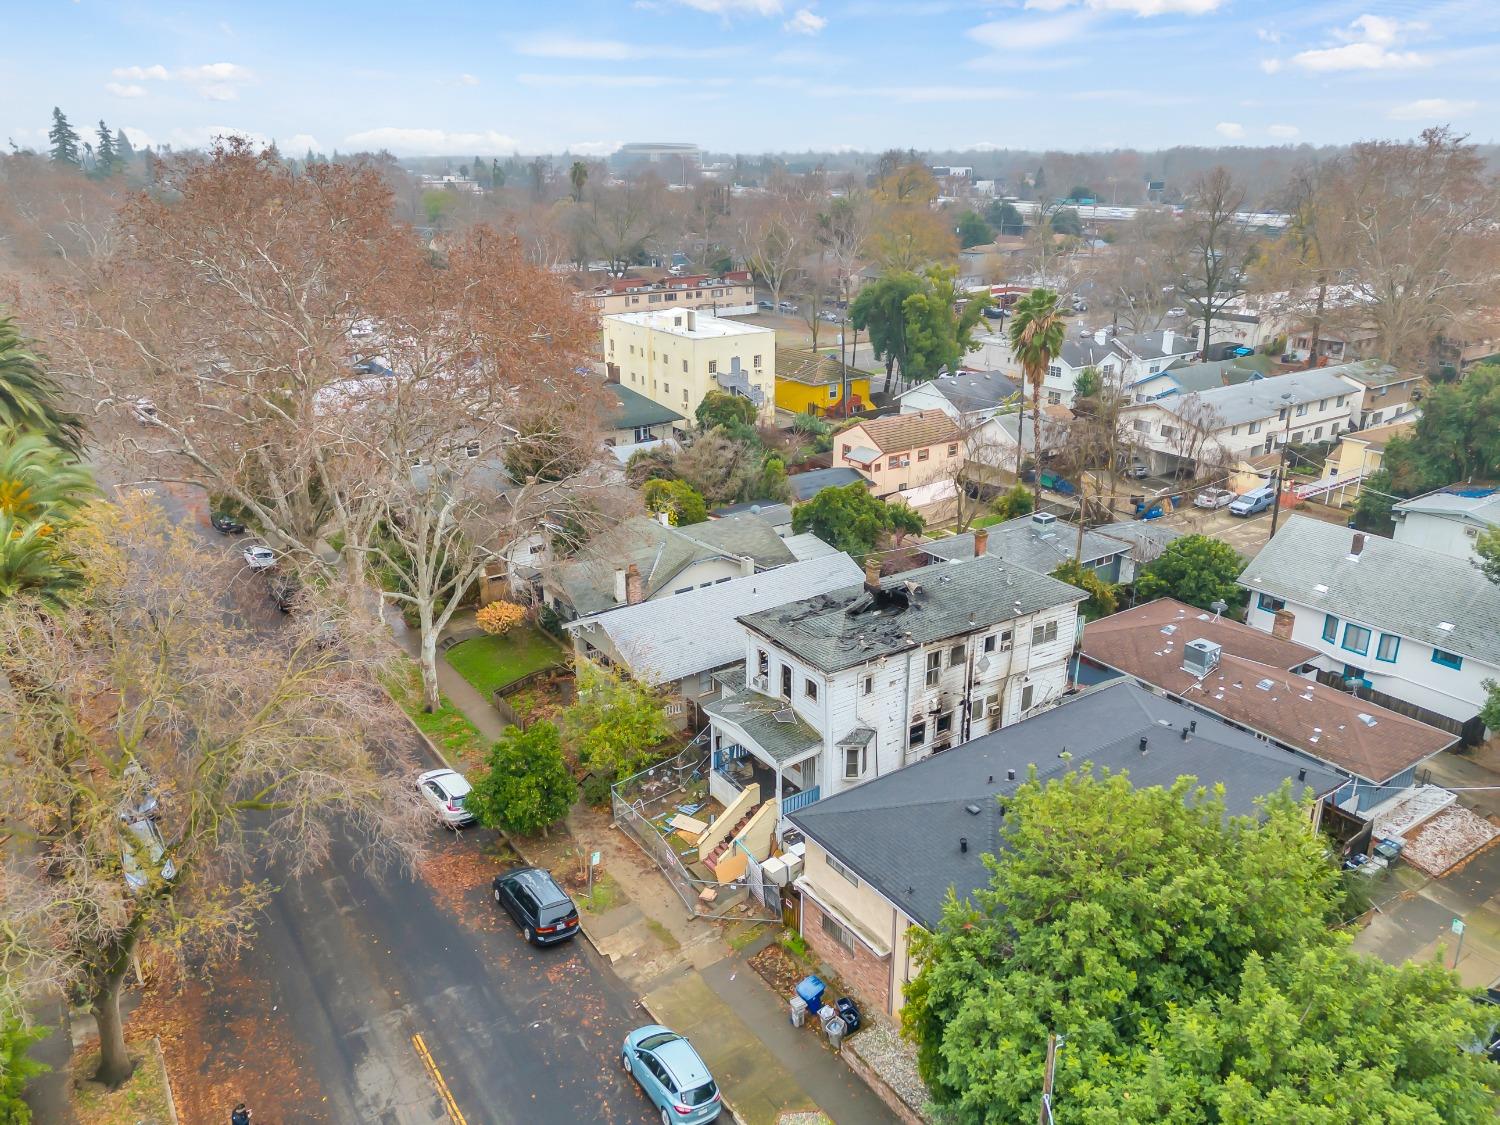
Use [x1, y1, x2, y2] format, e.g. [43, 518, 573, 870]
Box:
[582, 271, 756, 319]
[603, 308, 775, 427]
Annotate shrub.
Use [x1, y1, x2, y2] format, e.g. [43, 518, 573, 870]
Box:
[581, 771, 616, 807]
[466, 721, 577, 836]
[475, 600, 526, 636]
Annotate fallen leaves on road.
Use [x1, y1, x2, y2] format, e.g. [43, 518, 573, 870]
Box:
[418, 839, 508, 933]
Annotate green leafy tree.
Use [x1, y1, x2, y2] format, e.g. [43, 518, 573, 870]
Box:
[1051, 558, 1117, 619]
[642, 478, 707, 526]
[1353, 467, 1398, 534]
[1072, 364, 1100, 400]
[984, 198, 1025, 236]
[694, 389, 757, 432]
[47, 107, 80, 167]
[955, 210, 993, 249]
[1008, 288, 1066, 501]
[1050, 206, 1083, 237]
[850, 271, 924, 393]
[1380, 365, 1500, 496]
[1134, 533, 1246, 610]
[904, 770, 1362, 1124]
[1476, 526, 1500, 585]
[0, 1015, 48, 1123]
[466, 721, 577, 837]
[900, 264, 991, 384]
[991, 484, 1034, 522]
[560, 659, 671, 779]
[1481, 679, 1500, 733]
[754, 451, 792, 504]
[0, 318, 85, 456]
[421, 189, 459, 227]
[790, 482, 922, 557]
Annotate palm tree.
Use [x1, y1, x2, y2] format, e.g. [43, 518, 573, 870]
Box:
[1008, 288, 1066, 504]
[569, 161, 589, 203]
[0, 316, 85, 456]
[0, 511, 82, 606]
[0, 428, 95, 524]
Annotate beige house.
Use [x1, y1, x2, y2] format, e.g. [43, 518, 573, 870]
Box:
[603, 309, 775, 427]
[786, 681, 1342, 1022]
[1310, 418, 1416, 505]
[831, 410, 962, 498]
[583, 271, 756, 319]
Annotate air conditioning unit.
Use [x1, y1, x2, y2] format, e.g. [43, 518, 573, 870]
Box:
[1182, 638, 1222, 678]
[1031, 511, 1058, 527]
[751, 674, 770, 693]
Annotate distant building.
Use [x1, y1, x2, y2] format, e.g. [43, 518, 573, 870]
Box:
[603, 308, 775, 427]
[581, 272, 756, 319]
[1311, 419, 1416, 505]
[1391, 485, 1500, 564]
[611, 142, 702, 179]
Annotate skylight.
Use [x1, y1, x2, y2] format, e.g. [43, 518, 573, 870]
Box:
[1256, 679, 1275, 691]
[1438, 621, 1455, 631]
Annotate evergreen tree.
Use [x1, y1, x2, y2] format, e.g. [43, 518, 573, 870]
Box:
[114, 127, 135, 165]
[93, 120, 118, 178]
[48, 107, 81, 167]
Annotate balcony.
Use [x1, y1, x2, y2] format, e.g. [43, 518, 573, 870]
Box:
[712, 743, 819, 813]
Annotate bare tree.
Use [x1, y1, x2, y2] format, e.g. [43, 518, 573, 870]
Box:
[741, 202, 807, 312]
[0, 498, 424, 1087]
[1084, 210, 1177, 333]
[1173, 168, 1258, 359]
[583, 177, 668, 276]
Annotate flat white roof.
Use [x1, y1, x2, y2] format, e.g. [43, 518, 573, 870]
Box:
[604, 309, 773, 340]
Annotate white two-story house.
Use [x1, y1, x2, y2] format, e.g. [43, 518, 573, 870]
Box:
[1240, 516, 1500, 743]
[703, 551, 1085, 828]
[1391, 486, 1500, 565]
[1122, 368, 1362, 478]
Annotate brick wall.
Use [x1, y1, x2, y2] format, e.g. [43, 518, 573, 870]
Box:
[801, 896, 892, 1020]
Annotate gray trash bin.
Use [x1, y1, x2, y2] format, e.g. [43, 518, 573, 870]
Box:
[825, 1015, 848, 1050]
[789, 995, 808, 1027]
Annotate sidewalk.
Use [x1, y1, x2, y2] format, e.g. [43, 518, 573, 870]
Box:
[385, 606, 511, 743]
[399, 612, 899, 1124]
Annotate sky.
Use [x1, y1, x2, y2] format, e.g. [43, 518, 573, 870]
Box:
[3, 0, 1498, 158]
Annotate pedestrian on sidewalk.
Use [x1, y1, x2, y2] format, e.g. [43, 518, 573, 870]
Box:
[231, 1103, 251, 1125]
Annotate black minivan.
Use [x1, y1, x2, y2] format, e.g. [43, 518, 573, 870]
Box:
[492, 867, 580, 946]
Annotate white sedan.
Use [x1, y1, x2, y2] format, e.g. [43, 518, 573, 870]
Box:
[1166, 306, 1188, 318]
[242, 545, 276, 570]
[417, 768, 475, 828]
[1194, 488, 1236, 509]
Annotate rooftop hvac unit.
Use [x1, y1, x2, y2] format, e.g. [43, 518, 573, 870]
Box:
[1031, 512, 1058, 527]
[1182, 638, 1222, 678]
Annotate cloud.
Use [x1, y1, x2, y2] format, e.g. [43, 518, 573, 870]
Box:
[112, 64, 169, 81]
[784, 8, 827, 34]
[565, 141, 621, 157]
[1259, 58, 1282, 73]
[514, 33, 741, 59]
[342, 127, 520, 155]
[286, 134, 324, 153]
[1285, 15, 1429, 73]
[968, 11, 1094, 52]
[1215, 121, 1245, 139]
[809, 82, 1021, 101]
[459, 73, 480, 86]
[1025, 0, 1224, 13]
[669, 0, 784, 12]
[1388, 97, 1477, 120]
[1256, 27, 1281, 43]
[105, 82, 147, 98]
[1267, 123, 1300, 138]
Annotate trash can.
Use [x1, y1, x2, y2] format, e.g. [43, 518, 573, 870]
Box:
[796, 975, 826, 1012]
[789, 996, 808, 1028]
[835, 997, 862, 1034]
[825, 1015, 848, 1050]
[817, 1004, 837, 1031]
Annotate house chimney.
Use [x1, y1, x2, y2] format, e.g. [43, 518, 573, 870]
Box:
[864, 554, 882, 592]
[605, 362, 621, 385]
[1272, 608, 1295, 641]
[739, 554, 756, 577]
[973, 527, 989, 558]
[613, 568, 627, 604]
[1094, 329, 1108, 346]
[1162, 329, 1175, 353]
[686, 309, 697, 332]
[625, 563, 644, 605]
[1351, 531, 1366, 556]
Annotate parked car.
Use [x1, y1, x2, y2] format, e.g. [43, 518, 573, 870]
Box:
[757, 300, 774, 311]
[242, 545, 276, 570]
[211, 512, 246, 535]
[621, 1025, 722, 1124]
[118, 762, 161, 823]
[982, 305, 1005, 320]
[1228, 486, 1276, 517]
[777, 301, 798, 313]
[267, 574, 302, 613]
[492, 867, 580, 946]
[1194, 487, 1236, 509]
[1166, 306, 1187, 318]
[817, 310, 840, 323]
[417, 767, 475, 828]
[1127, 460, 1150, 479]
[120, 817, 175, 892]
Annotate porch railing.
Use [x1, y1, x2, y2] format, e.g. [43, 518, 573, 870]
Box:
[781, 785, 821, 814]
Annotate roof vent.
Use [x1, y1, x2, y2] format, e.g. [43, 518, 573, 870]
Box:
[1297, 767, 1307, 781]
[1180, 726, 1189, 741]
[772, 708, 795, 724]
[1031, 511, 1058, 527]
[1006, 768, 1016, 781]
[1139, 736, 1148, 754]
[959, 837, 969, 853]
[965, 804, 982, 815]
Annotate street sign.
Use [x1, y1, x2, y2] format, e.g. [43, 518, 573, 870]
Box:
[1453, 917, 1465, 935]
[590, 851, 601, 867]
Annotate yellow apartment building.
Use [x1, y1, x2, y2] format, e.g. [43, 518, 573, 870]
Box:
[603, 308, 776, 427]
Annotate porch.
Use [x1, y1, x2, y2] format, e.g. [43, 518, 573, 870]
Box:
[703, 689, 825, 825]
[711, 740, 822, 815]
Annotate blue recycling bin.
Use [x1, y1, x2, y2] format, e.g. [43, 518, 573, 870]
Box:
[795, 975, 826, 1012]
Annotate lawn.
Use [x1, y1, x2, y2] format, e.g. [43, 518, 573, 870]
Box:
[384, 661, 491, 768]
[71, 1038, 173, 1125]
[446, 627, 565, 699]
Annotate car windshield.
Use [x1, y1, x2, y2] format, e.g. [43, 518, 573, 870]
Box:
[682, 1081, 717, 1107]
[638, 1032, 679, 1051]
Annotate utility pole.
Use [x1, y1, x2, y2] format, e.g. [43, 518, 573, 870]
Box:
[1268, 392, 1295, 541]
[1039, 1032, 1059, 1125]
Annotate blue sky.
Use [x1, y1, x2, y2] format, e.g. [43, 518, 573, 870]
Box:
[4, 0, 1497, 156]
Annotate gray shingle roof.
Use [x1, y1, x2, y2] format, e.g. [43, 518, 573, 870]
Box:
[788, 681, 1343, 930]
[564, 554, 862, 685]
[1149, 359, 1263, 394]
[1092, 521, 1185, 558]
[712, 501, 793, 529]
[1319, 358, 1415, 389]
[1154, 369, 1357, 429]
[740, 554, 1084, 674]
[787, 467, 869, 501]
[1239, 516, 1500, 666]
[703, 690, 822, 764]
[607, 383, 684, 429]
[921, 516, 1128, 572]
[1393, 487, 1500, 529]
[920, 370, 1022, 414]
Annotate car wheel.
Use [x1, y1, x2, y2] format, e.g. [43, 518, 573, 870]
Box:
[661, 1108, 672, 1125]
[620, 1051, 632, 1074]
[494, 887, 502, 904]
[523, 925, 534, 944]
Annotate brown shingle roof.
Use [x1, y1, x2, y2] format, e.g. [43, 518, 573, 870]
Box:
[846, 409, 959, 453]
[1080, 599, 1456, 783]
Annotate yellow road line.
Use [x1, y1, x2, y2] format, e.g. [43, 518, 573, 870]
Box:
[412, 1032, 469, 1125]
